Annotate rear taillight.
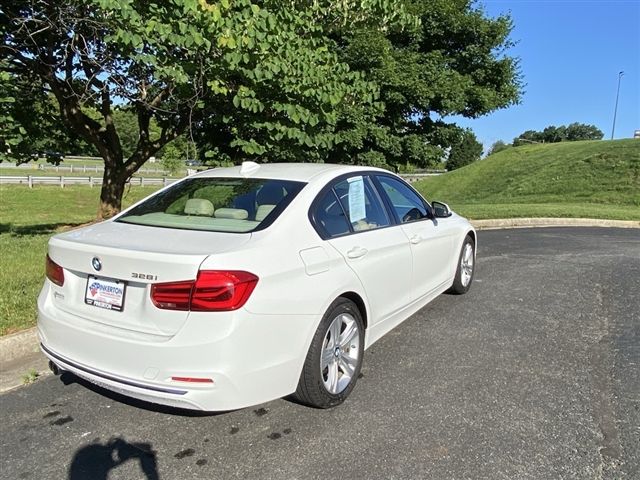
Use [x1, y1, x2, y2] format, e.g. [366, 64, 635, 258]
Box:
[46, 254, 64, 286]
[191, 271, 258, 311]
[150, 280, 193, 310]
[151, 271, 258, 312]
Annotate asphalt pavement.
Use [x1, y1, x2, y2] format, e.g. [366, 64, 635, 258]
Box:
[1, 227, 638, 480]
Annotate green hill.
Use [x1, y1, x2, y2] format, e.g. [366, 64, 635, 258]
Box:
[414, 139, 640, 220]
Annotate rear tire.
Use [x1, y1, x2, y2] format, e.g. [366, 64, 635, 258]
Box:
[293, 298, 364, 408]
[449, 235, 475, 295]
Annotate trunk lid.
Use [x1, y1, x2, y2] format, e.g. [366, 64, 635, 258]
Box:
[48, 221, 251, 337]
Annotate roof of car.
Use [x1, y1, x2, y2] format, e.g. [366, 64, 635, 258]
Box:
[192, 162, 388, 183]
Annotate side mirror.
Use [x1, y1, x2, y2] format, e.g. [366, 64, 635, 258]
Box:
[431, 201, 452, 218]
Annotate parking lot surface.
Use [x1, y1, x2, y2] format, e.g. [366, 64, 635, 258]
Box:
[1, 227, 638, 480]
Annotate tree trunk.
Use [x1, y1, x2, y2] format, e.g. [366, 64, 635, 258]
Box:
[97, 163, 128, 220]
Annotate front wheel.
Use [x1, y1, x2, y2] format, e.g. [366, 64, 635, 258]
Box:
[449, 235, 475, 294]
[293, 298, 364, 408]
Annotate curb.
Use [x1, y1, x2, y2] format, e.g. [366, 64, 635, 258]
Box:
[0, 218, 638, 382]
[470, 217, 640, 230]
[0, 327, 39, 366]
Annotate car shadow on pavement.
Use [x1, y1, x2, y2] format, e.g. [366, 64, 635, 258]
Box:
[68, 437, 158, 480]
[59, 371, 229, 417]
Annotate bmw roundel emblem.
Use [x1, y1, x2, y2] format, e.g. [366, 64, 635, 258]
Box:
[92, 257, 102, 271]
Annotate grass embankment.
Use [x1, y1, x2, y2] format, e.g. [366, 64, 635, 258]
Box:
[414, 139, 640, 220]
[0, 186, 159, 335]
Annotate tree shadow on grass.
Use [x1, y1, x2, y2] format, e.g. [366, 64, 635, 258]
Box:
[0, 222, 89, 237]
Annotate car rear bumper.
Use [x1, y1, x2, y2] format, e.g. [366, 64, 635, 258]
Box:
[38, 283, 318, 411]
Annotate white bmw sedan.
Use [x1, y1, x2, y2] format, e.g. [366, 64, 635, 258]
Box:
[38, 162, 476, 411]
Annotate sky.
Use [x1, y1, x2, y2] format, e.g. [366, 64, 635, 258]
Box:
[450, 0, 640, 151]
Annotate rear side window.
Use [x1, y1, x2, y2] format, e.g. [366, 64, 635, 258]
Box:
[117, 177, 305, 233]
[313, 190, 351, 238]
[334, 176, 390, 232]
[311, 175, 390, 239]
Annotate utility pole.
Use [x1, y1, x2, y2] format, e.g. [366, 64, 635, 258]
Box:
[611, 71, 624, 140]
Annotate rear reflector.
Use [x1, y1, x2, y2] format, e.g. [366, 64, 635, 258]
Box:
[46, 254, 64, 286]
[171, 376, 214, 383]
[151, 270, 258, 312]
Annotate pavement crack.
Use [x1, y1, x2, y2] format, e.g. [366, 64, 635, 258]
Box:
[588, 283, 624, 479]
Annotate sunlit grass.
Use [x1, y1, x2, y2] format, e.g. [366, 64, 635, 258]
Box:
[0, 185, 160, 335]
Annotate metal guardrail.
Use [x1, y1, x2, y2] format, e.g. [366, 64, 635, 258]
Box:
[0, 175, 178, 187]
[401, 172, 445, 183]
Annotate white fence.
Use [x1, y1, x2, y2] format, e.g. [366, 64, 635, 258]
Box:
[0, 175, 178, 188]
[0, 171, 443, 188]
[1, 162, 169, 176]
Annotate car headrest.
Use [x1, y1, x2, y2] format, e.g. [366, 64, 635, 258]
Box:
[184, 198, 214, 216]
[214, 208, 249, 220]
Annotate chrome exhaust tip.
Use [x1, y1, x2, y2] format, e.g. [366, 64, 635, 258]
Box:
[48, 360, 61, 376]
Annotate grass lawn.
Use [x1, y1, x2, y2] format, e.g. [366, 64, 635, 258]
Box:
[0, 185, 159, 335]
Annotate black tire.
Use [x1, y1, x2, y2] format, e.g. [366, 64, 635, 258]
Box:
[293, 298, 365, 408]
[448, 235, 475, 295]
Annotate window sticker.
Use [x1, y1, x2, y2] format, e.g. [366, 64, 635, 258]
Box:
[347, 176, 366, 223]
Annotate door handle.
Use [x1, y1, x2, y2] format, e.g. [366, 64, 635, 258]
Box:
[409, 235, 422, 244]
[347, 247, 368, 259]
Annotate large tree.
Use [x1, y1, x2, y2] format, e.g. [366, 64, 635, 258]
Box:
[447, 129, 483, 170]
[1, 0, 403, 218]
[329, 0, 522, 169]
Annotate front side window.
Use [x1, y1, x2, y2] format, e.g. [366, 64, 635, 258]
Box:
[118, 177, 305, 233]
[376, 175, 430, 223]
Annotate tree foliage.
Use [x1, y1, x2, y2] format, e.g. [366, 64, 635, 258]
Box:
[159, 143, 184, 176]
[0, 65, 27, 160]
[2, 0, 403, 217]
[565, 123, 604, 141]
[1, 64, 91, 160]
[513, 123, 604, 146]
[487, 140, 511, 156]
[2, 0, 522, 217]
[328, 0, 522, 169]
[446, 129, 483, 170]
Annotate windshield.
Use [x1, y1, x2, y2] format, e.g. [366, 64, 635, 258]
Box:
[117, 177, 306, 233]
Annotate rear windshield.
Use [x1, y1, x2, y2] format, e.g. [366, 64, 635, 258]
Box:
[117, 177, 306, 233]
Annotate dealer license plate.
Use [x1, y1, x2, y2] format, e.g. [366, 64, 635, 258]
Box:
[85, 276, 126, 312]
